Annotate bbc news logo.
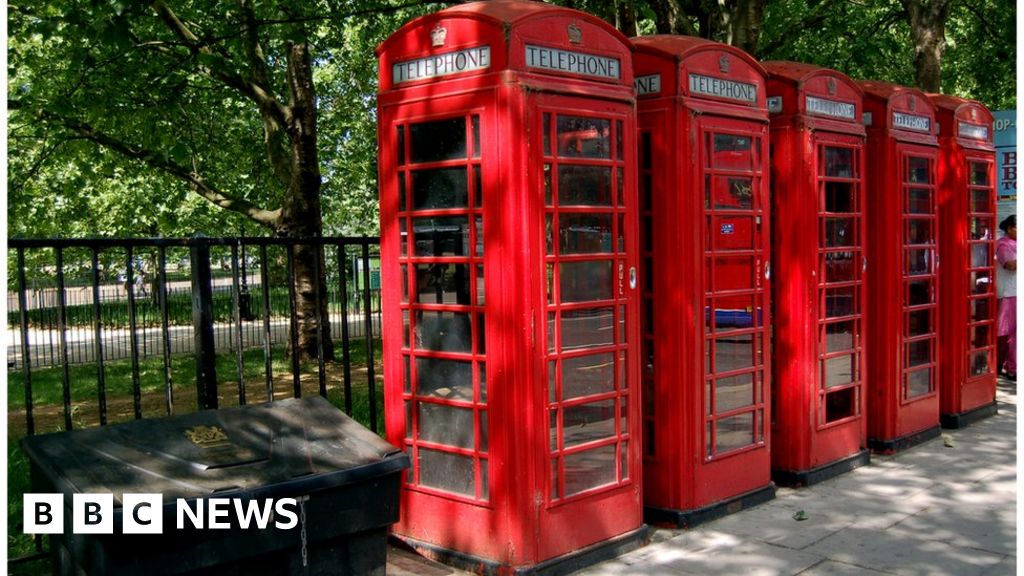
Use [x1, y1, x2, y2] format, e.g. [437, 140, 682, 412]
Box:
[24, 494, 300, 535]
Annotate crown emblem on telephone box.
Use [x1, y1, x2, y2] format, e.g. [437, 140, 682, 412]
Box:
[719, 55, 730, 73]
[827, 78, 837, 95]
[568, 23, 583, 44]
[431, 24, 448, 47]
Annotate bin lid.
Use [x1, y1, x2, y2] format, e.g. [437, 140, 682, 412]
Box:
[21, 397, 409, 505]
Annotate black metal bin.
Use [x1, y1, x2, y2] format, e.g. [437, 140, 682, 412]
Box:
[21, 396, 409, 576]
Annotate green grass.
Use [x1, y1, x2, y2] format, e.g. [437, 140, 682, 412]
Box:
[6, 339, 385, 572]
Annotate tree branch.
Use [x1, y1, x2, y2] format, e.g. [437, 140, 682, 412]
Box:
[31, 108, 281, 228]
[149, 0, 291, 130]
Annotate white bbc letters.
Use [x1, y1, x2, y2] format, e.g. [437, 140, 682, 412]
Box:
[73, 493, 114, 534]
[24, 493, 64, 534]
[122, 494, 164, 534]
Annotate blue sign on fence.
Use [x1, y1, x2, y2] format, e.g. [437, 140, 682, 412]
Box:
[994, 110, 1016, 200]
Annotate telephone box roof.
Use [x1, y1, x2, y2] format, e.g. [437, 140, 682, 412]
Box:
[377, 0, 633, 55]
[762, 61, 862, 97]
[858, 79, 933, 108]
[928, 93, 993, 117]
[631, 34, 765, 74]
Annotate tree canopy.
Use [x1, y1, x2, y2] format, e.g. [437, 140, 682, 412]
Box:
[8, 0, 1017, 240]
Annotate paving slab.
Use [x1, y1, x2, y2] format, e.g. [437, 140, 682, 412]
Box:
[387, 380, 1017, 575]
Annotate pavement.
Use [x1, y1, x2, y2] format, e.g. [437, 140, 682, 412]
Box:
[387, 377, 1018, 576]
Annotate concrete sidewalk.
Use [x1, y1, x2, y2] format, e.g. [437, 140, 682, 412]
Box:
[390, 378, 1017, 576]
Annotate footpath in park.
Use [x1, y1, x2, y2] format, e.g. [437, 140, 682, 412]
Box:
[389, 377, 1018, 576]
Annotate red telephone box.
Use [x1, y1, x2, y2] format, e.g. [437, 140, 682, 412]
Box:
[859, 81, 941, 452]
[632, 35, 774, 526]
[764, 62, 869, 485]
[930, 94, 998, 428]
[377, 2, 645, 572]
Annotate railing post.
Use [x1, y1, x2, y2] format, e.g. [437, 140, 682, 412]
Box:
[191, 239, 218, 410]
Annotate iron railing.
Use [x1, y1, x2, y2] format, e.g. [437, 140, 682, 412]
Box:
[7, 236, 383, 569]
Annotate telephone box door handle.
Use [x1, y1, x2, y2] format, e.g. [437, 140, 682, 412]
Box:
[764, 262, 771, 281]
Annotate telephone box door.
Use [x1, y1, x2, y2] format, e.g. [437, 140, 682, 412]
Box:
[532, 93, 642, 556]
[963, 156, 997, 406]
[698, 115, 771, 493]
[896, 143, 940, 433]
[813, 133, 866, 463]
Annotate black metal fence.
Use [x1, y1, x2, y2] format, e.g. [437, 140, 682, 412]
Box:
[7, 236, 383, 568]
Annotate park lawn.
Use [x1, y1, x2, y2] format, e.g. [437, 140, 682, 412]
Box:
[6, 340, 385, 573]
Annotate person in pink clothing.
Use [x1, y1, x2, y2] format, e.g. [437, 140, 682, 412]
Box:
[995, 214, 1016, 379]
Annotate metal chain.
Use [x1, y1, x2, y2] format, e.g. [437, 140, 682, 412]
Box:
[299, 496, 309, 569]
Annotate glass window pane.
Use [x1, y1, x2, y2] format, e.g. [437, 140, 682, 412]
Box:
[907, 157, 931, 184]
[402, 310, 410, 348]
[400, 219, 408, 256]
[906, 340, 932, 367]
[557, 116, 610, 158]
[562, 352, 615, 400]
[474, 216, 484, 257]
[411, 118, 467, 163]
[970, 162, 989, 186]
[824, 147, 854, 178]
[560, 260, 613, 302]
[824, 251, 856, 283]
[419, 403, 475, 449]
[712, 134, 753, 170]
[543, 113, 552, 156]
[472, 115, 481, 159]
[563, 444, 617, 496]
[970, 217, 992, 241]
[710, 177, 754, 209]
[479, 410, 488, 452]
[971, 324, 991, 349]
[418, 448, 475, 496]
[906, 368, 932, 398]
[825, 286, 856, 318]
[563, 399, 616, 448]
[971, 243, 991, 268]
[416, 358, 473, 400]
[906, 219, 933, 244]
[908, 280, 933, 306]
[412, 168, 469, 210]
[906, 249, 933, 275]
[825, 387, 857, 422]
[476, 265, 485, 306]
[562, 307, 615, 351]
[399, 173, 407, 212]
[715, 373, 754, 413]
[558, 166, 612, 206]
[907, 309, 932, 338]
[970, 350, 991, 376]
[405, 401, 413, 438]
[413, 216, 469, 257]
[906, 188, 931, 214]
[397, 125, 406, 165]
[825, 218, 856, 247]
[550, 457, 560, 499]
[479, 363, 487, 403]
[713, 256, 754, 291]
[971, 189, 992, 213]
[715, 412, 755, 453]
[824, 354, 854, 388]
[825, 321, 855, 353]
[416, 263, 471, 305]
[560, 214, 613, 254]
[971, 297, 991, 322]
[714, 333, 755, 373]
[971, 271, 993, 294]
[711, 294, 757, 331]
[825, 181, 854, 212]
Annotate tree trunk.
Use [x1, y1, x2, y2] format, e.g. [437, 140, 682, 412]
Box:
[277, 40, 335, 362]
[902, 0, 952, 93]
[729, 0, 766, 56]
